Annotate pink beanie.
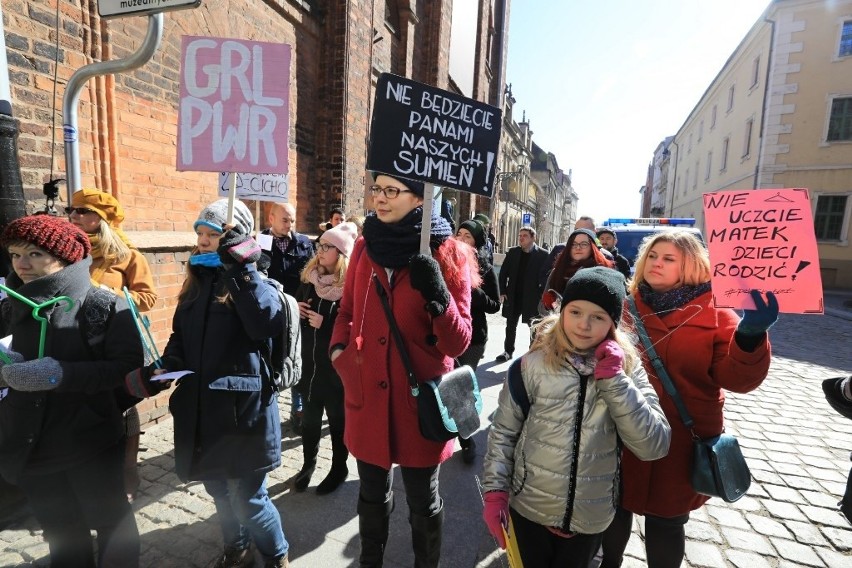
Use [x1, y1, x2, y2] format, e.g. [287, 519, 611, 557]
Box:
[320, 222, 358, 257]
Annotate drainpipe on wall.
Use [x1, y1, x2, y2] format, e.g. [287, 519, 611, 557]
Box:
[754, 17, 777, 190]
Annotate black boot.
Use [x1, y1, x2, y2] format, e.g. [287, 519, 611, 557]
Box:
[410, 501, 443, 568]
[358, 493, 393, 567]
[316, 431, 349, 495]
[294, 426, 320, 492]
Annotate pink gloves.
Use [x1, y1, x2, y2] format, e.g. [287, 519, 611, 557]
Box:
[594, 339, 624, 380]
[482, 490, 509, 549]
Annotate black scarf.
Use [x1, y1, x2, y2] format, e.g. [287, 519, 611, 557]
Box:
[638, 281, 712, 315]
[362, 206, 453, 268]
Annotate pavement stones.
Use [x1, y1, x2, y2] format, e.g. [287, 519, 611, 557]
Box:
[1, 311, 852, 566]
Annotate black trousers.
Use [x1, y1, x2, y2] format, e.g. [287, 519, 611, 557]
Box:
[600, 506, 689, 568]
[18, 441, 140, 568]
[509, 508, 602, 568]
[503, 310, 522, 355]
[356, 460, 441, 516]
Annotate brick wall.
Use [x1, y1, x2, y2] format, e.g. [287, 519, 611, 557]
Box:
[3, 0, 506, 427]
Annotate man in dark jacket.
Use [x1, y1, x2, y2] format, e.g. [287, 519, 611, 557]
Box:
[261, 202, 314, 434]
[496, 227, 549, 362]
[596, 227, 632, 279]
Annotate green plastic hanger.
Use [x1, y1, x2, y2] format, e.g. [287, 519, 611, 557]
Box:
[0, 283, 74, 360]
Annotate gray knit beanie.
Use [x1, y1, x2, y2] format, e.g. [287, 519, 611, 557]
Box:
[194, 199, 254, 234]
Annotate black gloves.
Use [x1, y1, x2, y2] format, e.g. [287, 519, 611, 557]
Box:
[124, 356, 185, 399]
[409, 254, 451, 316]
[217, 227, 263, 266]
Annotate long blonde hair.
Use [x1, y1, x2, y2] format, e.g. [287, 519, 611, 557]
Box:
[530, 311, 640, 375]
[629, 230, 709, 294]
[300, 250, 349, 284]
[91, 219, 131, 264]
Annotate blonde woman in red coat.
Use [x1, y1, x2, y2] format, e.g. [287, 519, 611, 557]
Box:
[600, 230, 778, 568]
[330, 173, 473, 567]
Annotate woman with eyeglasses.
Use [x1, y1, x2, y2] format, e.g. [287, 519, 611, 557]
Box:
[291, 222, 358, 495]
[330, 173, 475, 567]
[542, 229, 614, 311]
[68, 189, 158, 504]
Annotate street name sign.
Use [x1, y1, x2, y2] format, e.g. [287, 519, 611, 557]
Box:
[98, 0, 201, 19]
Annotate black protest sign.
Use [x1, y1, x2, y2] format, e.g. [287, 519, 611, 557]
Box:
[367, 73, 502, 197]
[703, 188, 823, 314]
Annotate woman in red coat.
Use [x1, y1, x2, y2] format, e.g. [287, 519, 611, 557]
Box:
[330, 173, 473, 567]
[600, 230, 778, 568]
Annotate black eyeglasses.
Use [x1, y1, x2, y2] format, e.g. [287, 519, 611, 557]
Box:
[65, 207, 95, 215]
[315, 242, 338, 253]
[369, 185, 414, 199]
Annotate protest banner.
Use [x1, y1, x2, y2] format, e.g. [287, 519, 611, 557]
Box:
[177, 36, 290, 175]
[703, 188, 822, 314]
[218, 172, 289, 203]
[367, 73, 502, 197]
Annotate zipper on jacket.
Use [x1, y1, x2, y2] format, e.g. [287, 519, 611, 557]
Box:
[562, 373, 590, 531]
[307, 298, 322, 400]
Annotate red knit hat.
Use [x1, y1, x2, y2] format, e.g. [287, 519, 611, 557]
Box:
[1, 214, 91, 263]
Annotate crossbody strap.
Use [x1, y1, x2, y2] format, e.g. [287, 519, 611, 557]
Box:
[373, 274, 421, 396]
[627, 296, 694, 429]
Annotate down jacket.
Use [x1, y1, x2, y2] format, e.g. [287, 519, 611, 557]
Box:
[165, 263, 283, 482]
[482, 349, 671, 535]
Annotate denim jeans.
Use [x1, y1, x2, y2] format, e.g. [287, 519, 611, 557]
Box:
[18, 441, 139, 568]
[203, 473, 288, 560]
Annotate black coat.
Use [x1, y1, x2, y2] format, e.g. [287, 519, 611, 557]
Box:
[294, 282, 342, 402]
[610, 247, 632, 279]
[165, 263, 283, 482]
[498, 244, 549, 323]
[262, 229, 314, 296]
[0, 259, 142, 483]
[470, 262, 501, 345]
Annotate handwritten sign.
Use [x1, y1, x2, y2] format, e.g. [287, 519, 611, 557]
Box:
[218, 172, 288, 203]
[703, 188, 822, 313]
[367, 73, 502, 197]
[177, 37, 290, 174]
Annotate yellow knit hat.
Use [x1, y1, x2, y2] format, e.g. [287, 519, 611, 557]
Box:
[71, 189, 125, 227]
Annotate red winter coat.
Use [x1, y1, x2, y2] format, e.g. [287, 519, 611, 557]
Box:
[620, 290, 770, 517]
[331, 238, 472, 469]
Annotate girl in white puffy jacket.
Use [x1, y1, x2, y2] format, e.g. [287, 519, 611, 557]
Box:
[481, 267, 671, 568]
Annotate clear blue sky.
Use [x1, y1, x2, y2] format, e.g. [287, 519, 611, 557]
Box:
[505, 0, 771, 225]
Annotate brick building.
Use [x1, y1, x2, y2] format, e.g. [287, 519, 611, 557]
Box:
[1, 0, 511, 425]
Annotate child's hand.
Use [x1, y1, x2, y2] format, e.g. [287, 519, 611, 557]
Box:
[594, 339, 624, 380]
[482, 490, 509, 549]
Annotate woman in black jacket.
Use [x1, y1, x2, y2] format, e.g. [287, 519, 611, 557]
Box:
[0, 215, 142, 568]
[292, 222, 358, 494]
[454, 219, 501, 463]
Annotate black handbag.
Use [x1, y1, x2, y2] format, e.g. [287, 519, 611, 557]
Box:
[373, 274, 482, 442]
[628, 297, 751, 503]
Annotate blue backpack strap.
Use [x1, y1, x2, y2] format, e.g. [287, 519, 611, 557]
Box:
[507, 357, 530, 419]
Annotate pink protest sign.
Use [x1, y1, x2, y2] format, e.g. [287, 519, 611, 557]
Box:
[177, 36, 290, 174]
[703, 188, 822, 314]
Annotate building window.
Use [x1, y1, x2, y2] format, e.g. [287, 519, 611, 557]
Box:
[684, 169, 689, 195]
[711, 105, 717, 129]
[751, 56, 760, 88]
[743, 119, 753, 158]
[693, 162, 698, 189]
[840, 21, 852, 57]
[698, 120, 704, 141]
[720, 137, 729, 171]
[688, 133, 693, 153]
[385, 0, 400, 32]
[828, 97, 852, 141]
[814, 195, 848, 240]
[705, 151, 713, 180]
[727, 85, 735, 112]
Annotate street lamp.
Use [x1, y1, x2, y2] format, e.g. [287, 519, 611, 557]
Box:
[493, 165, 525, 252]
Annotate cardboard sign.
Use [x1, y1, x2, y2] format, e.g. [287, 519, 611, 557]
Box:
[177, 37, 290, 174]
[703, 188, 823, 313]
[218, 172, 288, 203]
[367, 73, 502, 196]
